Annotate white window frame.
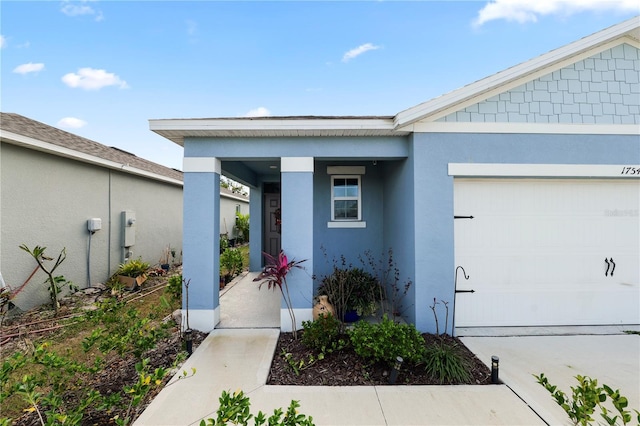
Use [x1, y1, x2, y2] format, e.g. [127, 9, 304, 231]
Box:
[329, 174, 366, 228]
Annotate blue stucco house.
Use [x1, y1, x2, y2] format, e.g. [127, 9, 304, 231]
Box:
[150, 17, 639, 334]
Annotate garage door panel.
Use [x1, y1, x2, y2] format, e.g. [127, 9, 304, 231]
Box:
[456, 288, 639, 326]
[454, 178, 639, 327]
[460, 253, 633, 288]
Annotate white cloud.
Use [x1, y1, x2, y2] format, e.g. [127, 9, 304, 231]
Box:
[342, 43, 381, 62]
[57, 117, 87, 129]
[0, 35, 6, 49]
[13, 62, 45, 74]
[186, 19, 198, 36]
[474, 0, 640, 27]
[61, 1, 104, 21]
[62, 67, 129, 90]
[245, 107, 271, 117]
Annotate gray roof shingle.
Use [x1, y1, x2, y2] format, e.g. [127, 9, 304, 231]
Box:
[0, 112, 183, 183]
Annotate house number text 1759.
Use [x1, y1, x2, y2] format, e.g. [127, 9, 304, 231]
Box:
[621, 166, 640, 175]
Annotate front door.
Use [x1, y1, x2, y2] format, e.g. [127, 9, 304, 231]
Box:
[263, 192, 281, 258]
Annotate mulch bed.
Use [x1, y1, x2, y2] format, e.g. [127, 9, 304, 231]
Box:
[268, 332, 492, 386]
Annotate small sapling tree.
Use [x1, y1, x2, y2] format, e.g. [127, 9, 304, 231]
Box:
[19, 244, 76, 314]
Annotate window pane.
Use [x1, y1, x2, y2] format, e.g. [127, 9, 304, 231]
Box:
[345, 178, 358, 197]
[334, 200, 358, 219]
[333, 178, 347, 197]
[334, 177, 359, 198]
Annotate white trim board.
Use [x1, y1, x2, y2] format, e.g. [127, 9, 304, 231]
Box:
[327, 221, 367, 228]
[327, 166, 366, 175]
[448, 163, 640, 178]
[281, 157, 314, 173]
[402, 122, 640, 135]
[183, 157, 222, 173]
[183, 307, 218, 333]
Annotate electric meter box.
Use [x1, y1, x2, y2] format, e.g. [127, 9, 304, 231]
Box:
[88, 218, 102, 232]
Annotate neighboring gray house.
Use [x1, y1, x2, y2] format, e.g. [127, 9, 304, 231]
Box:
[0, 113, 184, 312]
[219, 186, 250, 243]
[150, 18, 639, 334]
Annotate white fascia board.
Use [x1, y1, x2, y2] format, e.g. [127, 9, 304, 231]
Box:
[1, 130, 183, 186]
[150, 117, 395, 132]
[448, 163, 640, 178]
[407, 122, 640, 135]
[395, 18, 640, 127]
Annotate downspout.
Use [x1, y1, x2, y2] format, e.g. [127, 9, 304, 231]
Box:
[108, 170, 112, 274]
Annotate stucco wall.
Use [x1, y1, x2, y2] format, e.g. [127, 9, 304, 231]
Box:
[1, 143, 183, 311]
[439, 44, 640, 124]
[313, 160, 385, 284]
[410, 132, 640, 332]
[382, 156, 416, 324]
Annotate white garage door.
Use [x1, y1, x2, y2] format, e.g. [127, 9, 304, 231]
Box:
[454, 178, 640, 327]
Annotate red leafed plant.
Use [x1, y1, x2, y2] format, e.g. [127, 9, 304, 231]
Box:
[253, 250, 306, 339]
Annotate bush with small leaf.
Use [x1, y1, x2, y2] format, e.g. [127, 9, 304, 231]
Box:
[166, 274, 182, 301]
[200, 389, 314, 426]
[535, 373, 639, 426]
[348, 315, 426, 365]
[301, 314, 343, 353]
[220, 247, 243, 279]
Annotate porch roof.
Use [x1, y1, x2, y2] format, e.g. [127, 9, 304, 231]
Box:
[149, 116, 404, 146]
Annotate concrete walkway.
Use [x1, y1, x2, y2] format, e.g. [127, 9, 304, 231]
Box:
[462, 334, 640, 426]
[136, 274, 639, 425]
[218, 271, 280, 329]
[134, 328, 545, 426]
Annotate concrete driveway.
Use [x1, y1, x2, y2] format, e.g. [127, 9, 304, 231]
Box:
[461, 333, 640, 425]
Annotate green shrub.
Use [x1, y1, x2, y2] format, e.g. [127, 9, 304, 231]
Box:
[220, 248, 243, 278]
[301, 314, 343, 352]
[343, 268, 382, 317]
[83, 297, 170, 359]
[348, 315, 426, 365]
[200, 389, 314, 426]
[423, 340, 471, 384]
[535, 373, 640, 426]
[316, 266, 383, 320]
[167, 274, 182, 301]
[220, 235, 229, 253]
[116, 258, 150, 277]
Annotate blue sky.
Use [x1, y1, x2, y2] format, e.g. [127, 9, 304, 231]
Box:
[2, 1, 638, 170]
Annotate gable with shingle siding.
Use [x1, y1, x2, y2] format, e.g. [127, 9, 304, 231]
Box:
[438, 44, 640, 125]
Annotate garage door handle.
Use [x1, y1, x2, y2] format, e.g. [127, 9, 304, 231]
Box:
[605, 258, 616, 276]
[455, 289, 475, 293]
[610, 258, 615, 276]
